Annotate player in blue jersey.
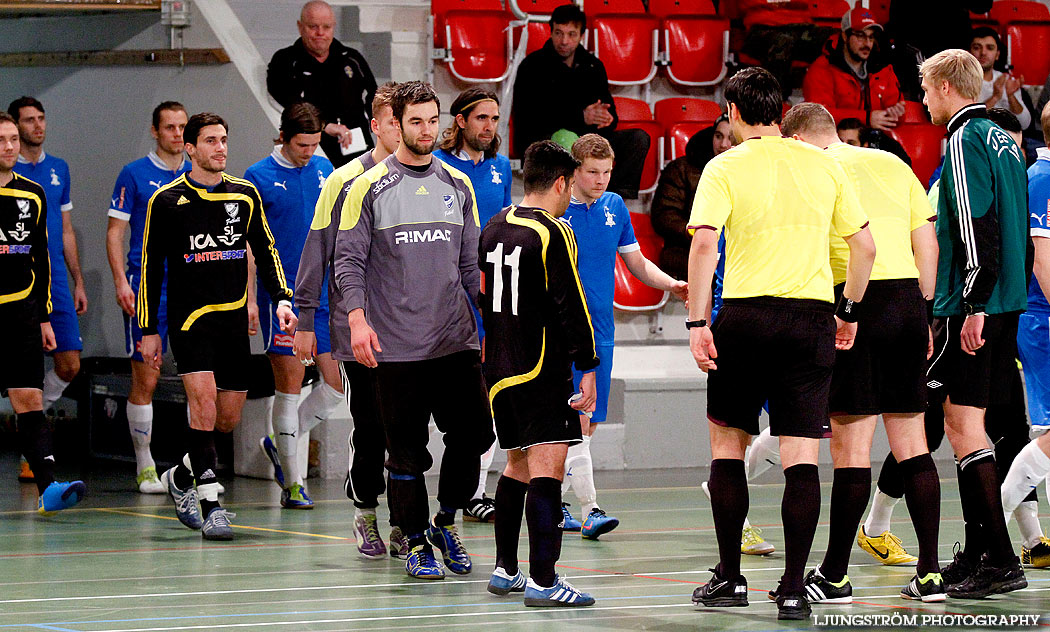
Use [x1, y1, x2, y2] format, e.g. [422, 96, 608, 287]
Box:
[105, 101, 191, 493]
[8, 96, 88, 483]
[1001, 103, 1050, 569]
[559, 134, 687, 539]
[433, 87, 513, 523]
[244, 102, 339, 510]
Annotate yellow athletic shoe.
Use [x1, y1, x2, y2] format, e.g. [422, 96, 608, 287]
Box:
[742, 525, 775, 555]
[1021, 536, 1050, 568]
[857, 527, 918, 565]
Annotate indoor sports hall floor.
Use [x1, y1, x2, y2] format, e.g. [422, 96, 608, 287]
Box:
[1, 455, 1047, 631]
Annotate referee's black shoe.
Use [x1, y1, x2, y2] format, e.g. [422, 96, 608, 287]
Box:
[946, 553, 1027, 599]
[776, 592, 811, 620]
[692, 568, 748, 607]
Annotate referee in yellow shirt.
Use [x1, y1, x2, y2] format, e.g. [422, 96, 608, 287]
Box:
[686, 68, 876, 621]
[783, 102, 945, 604]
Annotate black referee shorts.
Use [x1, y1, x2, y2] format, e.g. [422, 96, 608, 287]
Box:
[169, 328, 251, 392]
[707, 297, 835, 439]
[0, 303, 44, 396]
[926, 311, 1021, 409]
[830, 279, 928, 416]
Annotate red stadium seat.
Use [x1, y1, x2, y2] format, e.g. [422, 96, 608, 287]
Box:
[1003, 22, 1050, 85]
[867, 0, 890, 25]
[989, 0, 1050, 22]
[887, 123, 946, 188]
[809, 0, 849, 28]
[432, 0, 515, 83]
[613, 97, 662, 194]
[511, 0, 564, 16]
[514, 20, 551, 56]
[590, 14, 660, 84]
[614, 213, 668, 311]
[584, 0, 645, 14]
[432, 0, 503, 47]
[899, 100, 929, 124]
[662, 15, 730, 86]
[647, 0, 716, 17]
[654, 97, 722, 126]
[667, 121, 703, 160]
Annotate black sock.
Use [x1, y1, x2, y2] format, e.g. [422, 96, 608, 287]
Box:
[526, 476, 562, 588]
[172, 459, 194, 490]
[782, 463, 820, 595]
[819, 467, 870, 582]
[956, 460, 984, 560]
[959, 449, 1013, 563]
[494, 475, 528, 575]
[708, 459, 748, 581]
[188, 429, 220, 516]
[388, 471, 429, 545]
[17, 410, 55, 494]
[434, 506, 456, 528]
[876, 452, 904, 499]
[900, 453, 941, 577]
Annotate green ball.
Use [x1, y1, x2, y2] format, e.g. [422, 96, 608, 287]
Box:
[551, 129, 580, 151]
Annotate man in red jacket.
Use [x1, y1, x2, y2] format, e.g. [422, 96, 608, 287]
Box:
[803, 7, 905, 132]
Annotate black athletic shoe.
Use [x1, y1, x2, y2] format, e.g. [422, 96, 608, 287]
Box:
[947, 554, 1027, 599]
[803, 567, 852, 604]
[776, 593, 811, 620]
[691, 568, 748, 607]
[940, 542, 975, 587]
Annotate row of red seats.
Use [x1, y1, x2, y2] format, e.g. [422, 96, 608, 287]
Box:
[972, 0, 1050, 85]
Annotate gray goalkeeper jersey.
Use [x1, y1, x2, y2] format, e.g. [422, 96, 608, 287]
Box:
[333, 154, 481, 362]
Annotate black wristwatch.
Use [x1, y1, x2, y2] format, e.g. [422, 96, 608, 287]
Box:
[685, 319, 708, 329]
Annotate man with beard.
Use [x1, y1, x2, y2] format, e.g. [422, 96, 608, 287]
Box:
[433, 87, 512, 523]
[803, 8, 905, 132]
[334, 81, 494, 580]
[970, 27, 1031, 131]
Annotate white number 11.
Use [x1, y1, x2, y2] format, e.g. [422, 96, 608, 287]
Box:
[485, 242, 522, 315]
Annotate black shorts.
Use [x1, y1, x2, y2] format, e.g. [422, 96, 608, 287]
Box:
[491, 372, 582, 451]
[926, 311, 1021, 409]
[0, 304, 44, 396]
[707, 297, 835, 439]
[830, 279, 928, 416]
[169, 328, 251, 392]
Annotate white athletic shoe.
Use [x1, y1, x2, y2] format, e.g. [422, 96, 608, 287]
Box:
[136, 466, 165, 494]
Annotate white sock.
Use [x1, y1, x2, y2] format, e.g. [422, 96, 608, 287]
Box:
[864, 489, 901, 535]
[299, 382, 345, 434]
[742, 515, 752, 529]
[42, 369, 70, 411]
[355, 506, 376, 521]
[182, 452, 194, 475]
[746, 427, 780, 482]
[1013, 500, 1045, 548]
[475, 436, 497, 499]
[1002, 441, 1050, 518]
[273, 391, 301, 487]
[126, 402, 155, 473]
[198, 481, 220, 503]
[263, 395, 275, 438]
[564, 435, 597, 515]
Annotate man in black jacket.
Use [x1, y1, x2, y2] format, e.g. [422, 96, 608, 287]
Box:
[267, 0, 378, 167]
[511, 4, 649, 199]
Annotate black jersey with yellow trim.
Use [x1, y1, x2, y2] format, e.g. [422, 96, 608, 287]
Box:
[0, 173, 51, 322]
[138, 172, 291, 336]
[480, 205, 599, 418]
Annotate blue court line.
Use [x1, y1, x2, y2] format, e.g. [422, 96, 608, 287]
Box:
[30, 626, 79, 632]
[0, 593, 686, 629]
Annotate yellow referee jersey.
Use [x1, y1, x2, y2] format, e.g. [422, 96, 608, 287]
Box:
[688, 136, 868, 303]
[825, 142, 934, 285]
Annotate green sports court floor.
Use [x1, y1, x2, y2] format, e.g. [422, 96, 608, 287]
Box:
[1, 455, 1047, 631]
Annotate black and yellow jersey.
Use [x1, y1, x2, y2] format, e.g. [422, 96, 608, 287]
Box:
[480, 205, 599, 419]
[0, 173, 51, 322]
[138, 173, 291, 335]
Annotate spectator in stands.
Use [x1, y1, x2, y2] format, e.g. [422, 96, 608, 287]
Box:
[803, 8, 905, 132]
[650, 114, 733, 280]
[511, 4, 649, 199]
[267, 0, 377, 167]
[970, 27, 1032, 131]
[738, 0, 838, 100]
[837, 117, 865, 145]
[1037, 74, 1050, 123]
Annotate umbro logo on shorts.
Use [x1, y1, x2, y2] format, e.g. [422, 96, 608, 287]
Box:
[927, 380, 943, 389]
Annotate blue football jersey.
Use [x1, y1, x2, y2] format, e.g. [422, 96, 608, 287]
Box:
[109, 152, 191, 275]
[432, 149, 512, 228]
[1028, 148, 1050, 313]
[13, 152, 72, 298]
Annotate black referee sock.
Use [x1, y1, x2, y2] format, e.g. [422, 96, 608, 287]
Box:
[188, 429, 220, 517]
[875, 452, 904, 499]
[389, 471, 430, 547]
[959, 449, 1014, 563]
[708, 459, 748, 581]
[900, 453, 941, 577]
[17, 410, 55, 495]
[493, 475, 528, 575]
[819, 467, 870, 583]
[525, 476, 563, 588]
[955, 461, 985, 561]
[782, 463, 820, 595]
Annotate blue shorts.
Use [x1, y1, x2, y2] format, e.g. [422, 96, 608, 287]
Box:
[125, 273, 167, 362]
[262, 300, 331, 356]
[572, 344, 614, 423]
[48, 284, 83, 354]
[1018, 311, 1050, 427]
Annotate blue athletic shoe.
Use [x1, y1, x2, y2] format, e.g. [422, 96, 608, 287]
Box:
[259, 435, 285, 488]
[37, 481, 86, 515]
[561, 503, 582, 531]
[581, 508, 619, 540]
[201, 507, 235, 541]
[160, 466, 203, 530]
[280, 483, 314, 509]
[427, 521, 472, 574]
[406, 545, 445, 580]
[488, 567, 528, 595]
[524, 575, 595, 607]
